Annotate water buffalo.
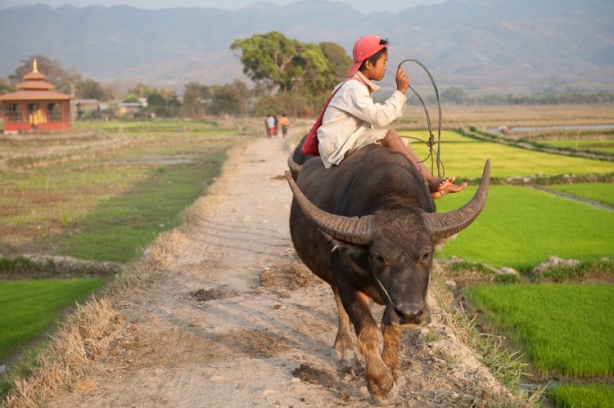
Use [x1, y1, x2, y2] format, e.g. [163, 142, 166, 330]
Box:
[286, 141, 490, 404]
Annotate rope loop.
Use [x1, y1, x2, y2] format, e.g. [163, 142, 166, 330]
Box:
[398, 59, 444, 178]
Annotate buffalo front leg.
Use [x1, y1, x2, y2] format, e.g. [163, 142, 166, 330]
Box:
[381, 323, 405, 386]
[331, 288, 355, 361]
[346, 296, 397, 404]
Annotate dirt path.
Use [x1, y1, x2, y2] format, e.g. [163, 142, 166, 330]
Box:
[48, 136, 514, 407]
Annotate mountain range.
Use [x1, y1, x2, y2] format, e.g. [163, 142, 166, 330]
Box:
[1, 0, 613, 96]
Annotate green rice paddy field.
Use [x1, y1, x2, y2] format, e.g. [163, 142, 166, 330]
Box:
[465, 284, 614, 377]
[400, 130, 614, 179]
[435, 185, 614, 270]
[411, 128, 614, 407]
[0, 279, 106, 362]
[538, 139, 614, 155]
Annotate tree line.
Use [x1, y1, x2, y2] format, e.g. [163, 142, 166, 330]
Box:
[1, 32, 612, 120]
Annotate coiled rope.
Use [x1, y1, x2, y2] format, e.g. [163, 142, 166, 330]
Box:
[398, 59, 444, 178]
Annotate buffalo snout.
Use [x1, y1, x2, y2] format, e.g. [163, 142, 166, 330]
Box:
[383, 302, 431, 327]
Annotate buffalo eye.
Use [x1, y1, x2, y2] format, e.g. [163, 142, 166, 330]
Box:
[373, 253, 387, 265]
[420, 252, 431, 263]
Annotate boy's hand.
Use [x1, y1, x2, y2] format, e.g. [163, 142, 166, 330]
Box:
[396, 67, 409, 93]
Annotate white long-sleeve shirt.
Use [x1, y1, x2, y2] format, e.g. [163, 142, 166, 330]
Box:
[317, 71, 407, 168]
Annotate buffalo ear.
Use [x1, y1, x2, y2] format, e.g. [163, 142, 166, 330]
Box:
[321, 231, 368, 257]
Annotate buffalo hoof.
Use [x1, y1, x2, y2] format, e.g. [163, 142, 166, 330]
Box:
[331, 347, 355, 361]
[367, 367, 400, 405]
[391, 368, 405, 386]
[332, 335, 355, 361]
[372, 379, 399, 406]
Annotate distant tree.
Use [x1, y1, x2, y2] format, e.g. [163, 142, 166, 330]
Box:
[208, 79, 250, 116]
[106, 100, 120, 118]
[122, 94, 140, 103]
[166, 93, 181, 117]
[182, 82, 212, 118]
[9, 55, 81, 95]
[147, 90, 181, 118]
[0, 76, 12, 95]
[101, 83, 121, 101]
[147, 91, 168, 117]
[76, 79, 114, 101]
[441, 87, 467, 104]
[125, 83, 155, 100]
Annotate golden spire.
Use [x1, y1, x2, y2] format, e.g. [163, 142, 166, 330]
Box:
[33, 59, 38, 73]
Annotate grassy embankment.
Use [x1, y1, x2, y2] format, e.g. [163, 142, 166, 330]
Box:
[547, 183, 614, 207]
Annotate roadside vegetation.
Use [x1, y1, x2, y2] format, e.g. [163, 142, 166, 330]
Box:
[0, 119, 257, 401]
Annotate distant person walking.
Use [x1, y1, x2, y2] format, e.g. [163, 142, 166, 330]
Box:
[273, 115, 279, 136]
[265, 114, 275, 138]
[279, 113, 290, 138]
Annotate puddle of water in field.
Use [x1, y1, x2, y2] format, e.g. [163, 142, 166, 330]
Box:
[536, 187, 614, 211]
[103, 155, 194, 165]
[488, 124, 614, 134]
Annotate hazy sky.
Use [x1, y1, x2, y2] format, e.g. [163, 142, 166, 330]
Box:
[0, 0, 450, 15]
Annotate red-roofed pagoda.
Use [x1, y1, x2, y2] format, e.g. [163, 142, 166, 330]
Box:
[0, 59, 72, 134]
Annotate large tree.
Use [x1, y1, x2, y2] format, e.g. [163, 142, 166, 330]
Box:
[231, 32, 300, 95]
[319, 42, 353, 81]
[231, 32, 350, 96]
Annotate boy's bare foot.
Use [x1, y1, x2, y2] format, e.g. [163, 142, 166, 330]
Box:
[429, 177, 468, 199]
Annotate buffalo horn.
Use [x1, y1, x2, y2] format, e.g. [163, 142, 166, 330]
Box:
[285, 171, 375, 245]
[423, 159, 490, 241]
[287, 151, 302, 178]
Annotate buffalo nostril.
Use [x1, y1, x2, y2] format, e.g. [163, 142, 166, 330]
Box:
[395, 303, 423, 320]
